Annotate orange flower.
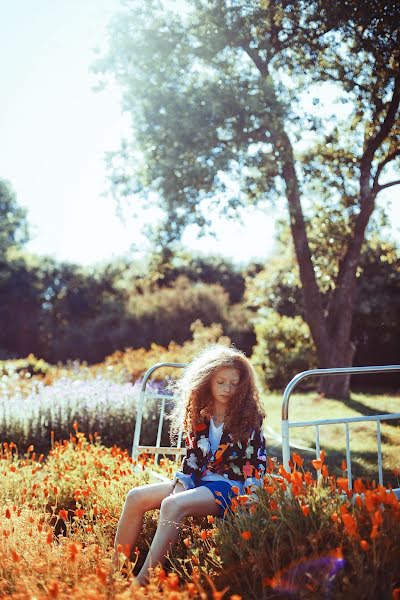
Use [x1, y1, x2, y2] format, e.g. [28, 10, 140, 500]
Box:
[186, 582, 197, 598]
[46, 530, 53, 544]
[360, 539, 369, 552]
[292, 452, 304, 468]
[241, 530, 252, 541]
[96, 566, 107, 585]
[337, 478, 349, 492]
[267, 457, 276, 471]
[67, 542, 82, 561]
[291, 470, 303, 485]
[355, 495, 363, 508]
[183, 538, 191, 548]
[342, 513, 357, 537]
[74, 508, 85, 518]
[301, 505, 310, 517]
[264, 485, 275, 494]
[231, 486, 240, 496]
[11, 549, 20, 563]
[207, 515, 214, 524]
[238, 495, 249, 505]
[320, 450, 325, 462]
[353, 479, 365, 494]
[47, 581, 59, 599]
[278, 466, 291, 480]
[321, 465, 329, 477]
[372, 509, 383, 527]
[59, 509, 68, 521]
[165, 572, 179, 591]
[5, 509, 11, 519]
[370, 524, 379, 539]
[304, 472, 313, 485]
[311, 459, 322, 471]
[200, 530, 208, 541]
[341, 460, 347, 471]
[331, 512, 338, 523]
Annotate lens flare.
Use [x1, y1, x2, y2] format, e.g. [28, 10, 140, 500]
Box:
[266, 548, 345, 597]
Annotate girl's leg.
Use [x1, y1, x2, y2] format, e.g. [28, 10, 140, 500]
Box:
[136, 485, 219, 585]
[113, 482, 174, 569]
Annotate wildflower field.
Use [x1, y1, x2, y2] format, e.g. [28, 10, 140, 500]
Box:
[1, 353, 400, 599]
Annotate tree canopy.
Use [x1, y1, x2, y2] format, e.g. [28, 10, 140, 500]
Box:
[95, 0, 400, 397]
[0, 179, 29, 258]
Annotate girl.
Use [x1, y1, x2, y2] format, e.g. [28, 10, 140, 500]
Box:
[113, 345, 267, 585]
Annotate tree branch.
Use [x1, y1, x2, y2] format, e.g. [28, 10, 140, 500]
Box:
[241, 43, 269, 77]
[373, 149, 400, 189]
[360, 73, 400, 197]
[378, 179, 400, 192]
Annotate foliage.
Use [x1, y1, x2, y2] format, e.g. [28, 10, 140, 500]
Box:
[209, 453, 400, 599]
[0, 322, 231, 454]
[252, 310, 317, 389]
[0, 247, 256, 362]
[95, 0, 400, 398]
[104, 319, 231, 381]
[0, 179, 29, 258]
[1, 426, 399, 599]
[143, 250, 250, 304]
[246, 226, 400, 386]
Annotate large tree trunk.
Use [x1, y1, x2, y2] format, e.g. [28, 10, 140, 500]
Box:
[319, 338, 356, 399]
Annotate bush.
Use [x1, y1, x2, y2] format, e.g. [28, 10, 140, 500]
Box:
[252, 311, 317, 389]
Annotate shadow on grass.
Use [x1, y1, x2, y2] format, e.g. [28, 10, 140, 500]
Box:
[345, 395, 400, 426]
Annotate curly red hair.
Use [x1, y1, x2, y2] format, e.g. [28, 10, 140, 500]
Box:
[169, 345, 266, 443]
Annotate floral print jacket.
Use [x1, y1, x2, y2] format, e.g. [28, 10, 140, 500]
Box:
[174, 417, 267, 490]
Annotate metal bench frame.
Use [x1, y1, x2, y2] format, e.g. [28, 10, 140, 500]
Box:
[281, 365, 400, 488]
[131, 362, 187, 462]
[132, 362, 400, 489]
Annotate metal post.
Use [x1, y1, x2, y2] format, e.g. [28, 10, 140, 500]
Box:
[131, 362, 187, 464]
[281, 365, 400, 488]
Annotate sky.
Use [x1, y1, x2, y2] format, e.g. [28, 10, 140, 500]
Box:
[1, 1, 399, 269]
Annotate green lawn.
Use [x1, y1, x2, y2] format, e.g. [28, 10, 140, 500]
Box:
[261, 390, 400, 486]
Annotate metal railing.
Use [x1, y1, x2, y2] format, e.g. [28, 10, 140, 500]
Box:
[131, 362, 400, 490]
[131, 362, 187, 463]
[281, 365, 400, 488]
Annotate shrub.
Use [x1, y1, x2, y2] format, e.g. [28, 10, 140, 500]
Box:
[252, 310, 317, 389]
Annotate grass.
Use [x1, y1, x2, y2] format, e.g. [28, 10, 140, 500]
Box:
[262, 390, 400, 485]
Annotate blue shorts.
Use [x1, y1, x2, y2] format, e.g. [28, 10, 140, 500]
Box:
[197, 480, 236, 518]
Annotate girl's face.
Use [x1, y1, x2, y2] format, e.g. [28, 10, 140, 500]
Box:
[210, 366, 240, 408]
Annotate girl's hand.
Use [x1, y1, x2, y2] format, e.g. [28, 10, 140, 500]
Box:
[172, 480, 186, 495]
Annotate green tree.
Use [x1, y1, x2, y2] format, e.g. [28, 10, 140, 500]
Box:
[247, 222, 400, 388]
[96, 0, 400, 397]
[0, 179, 29, 258]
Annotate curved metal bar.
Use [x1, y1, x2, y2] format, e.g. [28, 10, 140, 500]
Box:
[282, 365, 400, 421]
[280, 364, 400, 478]
[132, 362, 187, 461]
[140, 362, 188, 393]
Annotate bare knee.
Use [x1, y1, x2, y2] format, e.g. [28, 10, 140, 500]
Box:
[125, 487, 152, 512]
[159, 495, 184, 524]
